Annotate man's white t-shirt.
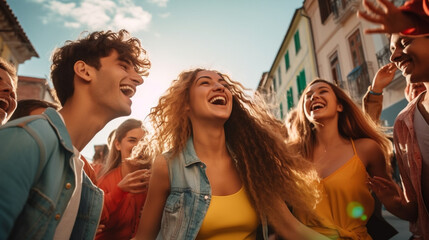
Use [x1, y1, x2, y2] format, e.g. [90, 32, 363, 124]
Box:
[53, 146, 84, 240]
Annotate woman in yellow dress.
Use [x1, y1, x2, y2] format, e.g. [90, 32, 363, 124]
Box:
[290, 79, 396, 239]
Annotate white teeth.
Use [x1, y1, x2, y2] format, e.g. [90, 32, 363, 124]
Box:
[209, 96, 226, 105]
[311, 103, 324, 111]
[120, 85, 135, 97]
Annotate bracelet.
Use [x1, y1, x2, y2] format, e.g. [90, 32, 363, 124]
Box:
[369, 90, 382, 96]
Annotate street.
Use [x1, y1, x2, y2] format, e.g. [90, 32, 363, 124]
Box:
[383, 210, 412, 240]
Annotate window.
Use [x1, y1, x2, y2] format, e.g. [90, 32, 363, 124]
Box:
[280, 103, 284, 119]
[318, 0, 333, 23]
[285, 51, 290, 71]
[348, 29, 366, 67]
[287, 87, 294, 110]
[273, 77, 277, 92]
[277, 68, 282, 87]
[294, 31, 301, 54]
[330, 52, 343, 86]
[296, 69, 306, 97]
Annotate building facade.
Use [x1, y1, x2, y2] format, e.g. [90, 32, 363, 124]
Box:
[17, 76, 58, 103]
[257, 8, 318, 120]
[304, 0, 410, 126]
[0, 1, 59, 105]
[304, 0, 382, 104]
[0, 0, 38, 68]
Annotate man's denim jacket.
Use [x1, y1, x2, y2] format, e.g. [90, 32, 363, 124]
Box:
[157, 137, 268, 239]
[0, 108, 103, 240]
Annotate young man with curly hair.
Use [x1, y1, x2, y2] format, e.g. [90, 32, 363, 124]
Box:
[0, 29, 150, 240]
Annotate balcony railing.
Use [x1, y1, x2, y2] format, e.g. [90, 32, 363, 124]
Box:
[376, 44, 391, 68]
[346, 62, 372, 103]
[331, 0, 360, 23]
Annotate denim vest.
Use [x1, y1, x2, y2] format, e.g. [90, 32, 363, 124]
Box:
[157, 137, 268, 240]
[0, 108, 103, 240]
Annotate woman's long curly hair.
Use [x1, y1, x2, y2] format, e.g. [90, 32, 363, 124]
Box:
[138, 68, 320, 220]
[290, 79, 393, 175]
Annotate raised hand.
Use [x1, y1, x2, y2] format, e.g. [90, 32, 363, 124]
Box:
[357, 0, 415, 34]
[371, 63, 397, 93]
[368, 176, 403, 204]
[367, 176, 418, 220]
[118, 169, 151, 194]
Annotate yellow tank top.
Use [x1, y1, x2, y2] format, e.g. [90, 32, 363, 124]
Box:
[196, 186, 259, 240]
[294, 140, 375, 240]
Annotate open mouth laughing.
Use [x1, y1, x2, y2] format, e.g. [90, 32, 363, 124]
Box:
[209, 95, 227, 105]
[310, 102, 325, 112]
[120, 85, 136, 98]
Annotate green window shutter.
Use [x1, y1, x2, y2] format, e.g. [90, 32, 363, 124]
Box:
[287, 87, 294, 110]
[294, 31, 301, 54]
[280, 103, 284, 119]
[296, 74, 301, 97]
[278, 68, 282, 86]
[285, 51, 290, 71]
[273, 77, 277, 91]
[299, 70, 306, 96]
[296, 69, 306, 97]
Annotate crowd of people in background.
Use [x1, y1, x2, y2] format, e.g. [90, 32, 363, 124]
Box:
[0, 0, 428, 239]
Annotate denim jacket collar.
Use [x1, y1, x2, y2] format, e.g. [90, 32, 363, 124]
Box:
[43, 107, 74, 154]
[183, 136, 202, 167]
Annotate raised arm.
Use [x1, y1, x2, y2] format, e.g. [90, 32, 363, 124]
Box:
[132, 155, 170, 240]
[362, 63, 396, 122]
[98, 168, 150, 223]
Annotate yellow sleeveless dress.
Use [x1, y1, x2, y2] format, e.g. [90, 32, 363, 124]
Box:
[195, 186, 259, 240]
[294, 140, 374, 239]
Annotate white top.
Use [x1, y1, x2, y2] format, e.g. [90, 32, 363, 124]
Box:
[53, 146, 84, 240]
[52, 107, 85, 240]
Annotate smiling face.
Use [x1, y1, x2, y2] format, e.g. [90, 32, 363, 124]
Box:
[91, 50, 143, 118]
[303, 82, 343, 124]
[390, 34, 429, 83]
[187, 70, 233, 124]
[0, 68, 17, 124]
[115, 127, 145, 161]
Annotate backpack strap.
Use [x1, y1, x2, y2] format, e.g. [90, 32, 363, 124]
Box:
[14, 115, 48, 185]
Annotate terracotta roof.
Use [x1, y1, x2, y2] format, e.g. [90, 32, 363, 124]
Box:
[0, 0, 39, 62]
[18, 75, 47, 84]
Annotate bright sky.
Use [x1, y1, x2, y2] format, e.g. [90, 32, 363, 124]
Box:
[9, 0, 302, 159]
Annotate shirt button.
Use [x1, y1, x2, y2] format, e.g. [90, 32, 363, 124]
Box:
[65, 183, 72, 189]
[55, 214, 61, 220]
[204, 195, 209, 200]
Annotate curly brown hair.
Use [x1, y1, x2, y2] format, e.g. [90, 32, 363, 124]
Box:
[50, 29, 151, 106]
[136, 68, 320, 221]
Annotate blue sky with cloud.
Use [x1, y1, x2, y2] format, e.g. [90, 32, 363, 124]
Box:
[9, 0, 302, 158]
